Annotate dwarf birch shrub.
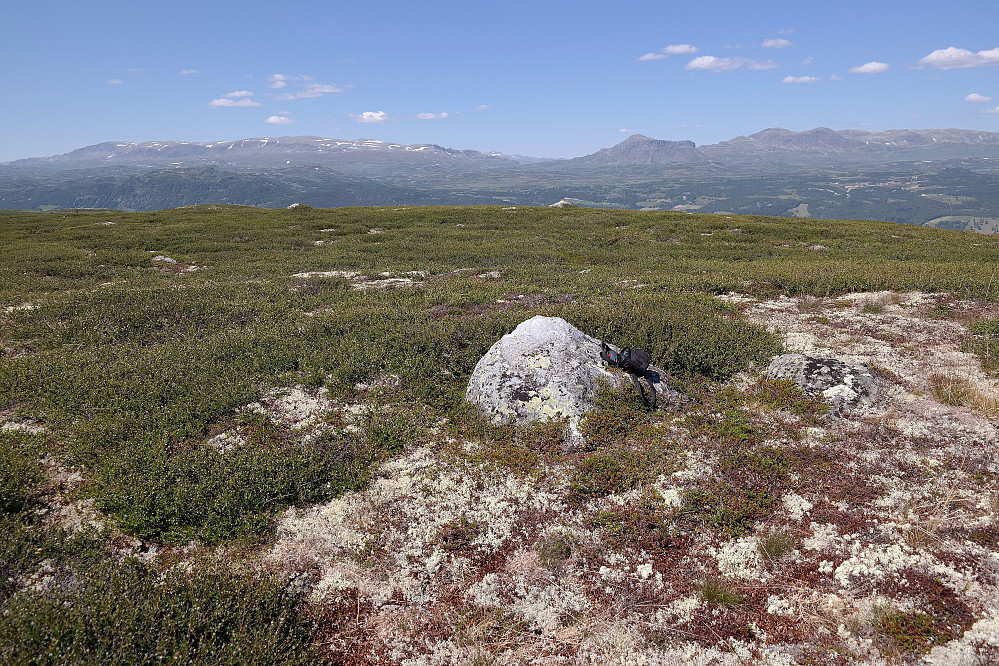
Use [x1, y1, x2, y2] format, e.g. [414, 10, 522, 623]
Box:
[0, 557, 317, 666]
[0, 432, 45, 516]
[558, 293, 781, 380]
[94, 437, 371, 545]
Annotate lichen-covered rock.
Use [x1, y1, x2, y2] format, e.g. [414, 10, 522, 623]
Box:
[765, 353, 878, 413]
[467, 316, 673, 442]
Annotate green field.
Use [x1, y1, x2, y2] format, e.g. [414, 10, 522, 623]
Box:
[2, 205, 998, 664]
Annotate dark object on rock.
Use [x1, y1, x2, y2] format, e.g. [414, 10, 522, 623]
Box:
[765, 353, 878, 414]
[601, 343, 657, 409]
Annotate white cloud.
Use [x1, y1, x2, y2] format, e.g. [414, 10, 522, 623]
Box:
[829, 74, 844, 81]
[224, 90, 255, 98]
[686, 55, 779, 72]
[266, 115, 294, 124]
[351, 111, 389, 123]
[209, 98, 262, 108]
[782, 75, 821, 84]
[918, 46, 999, 70]
[640, 44, 698, 61]
[849, 61, 889, 74]
[763, 38, 792, 49]
[415, 112, 448, 120]
[268, 74, 289, 88]
[686, 56, 740, 71]
[107, 78, 123, 85]
[801, 56, 814, 66]
[180, 69, 200, 75]
[966, 93, 993, 103]
[275, 82, 342, 100]
[665, 44, 698, 55]
[984, 106, 999, 115]
[298, 83, 342, 97]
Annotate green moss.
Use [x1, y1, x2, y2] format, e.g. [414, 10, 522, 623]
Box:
[927, 303, 954, 319]
[438, 515, 482, 552]
[92, 436, 371, 545]
[579, 384, 650, 448]
[714, 409, 756, 445]
[590, 491, 674, 549]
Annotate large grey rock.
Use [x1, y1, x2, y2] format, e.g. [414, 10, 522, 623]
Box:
[466, 316, 668, 441]
[765, 353, 878, 413]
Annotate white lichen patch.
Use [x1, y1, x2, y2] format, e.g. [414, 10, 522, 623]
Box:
[709, 536, 766, 580]
[292, 269, 426, 290]
[245, 385, 334, 432]
[468, 566, 590, 634]
[292, 270, 361, 279]
[1, 421, 47, 435]
[270, 447, 566, 607]
[205, 431, 247, 453]
[782, 491, 814, 522]
[3, 302, 39, 315]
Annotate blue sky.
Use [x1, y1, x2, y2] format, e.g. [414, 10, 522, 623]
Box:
[3, 0, 999, 161]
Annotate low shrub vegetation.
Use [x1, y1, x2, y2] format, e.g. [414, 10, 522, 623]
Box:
[2, 205, 998, 663]
[0, 555, 318, 665]
[0, 431, 46, 516]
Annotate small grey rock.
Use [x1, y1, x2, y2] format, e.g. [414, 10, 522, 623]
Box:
[765, 353, 878, 414]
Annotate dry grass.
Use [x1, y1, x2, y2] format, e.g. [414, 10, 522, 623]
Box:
[929, 372, 999, 416]
[902, 487, 977, 551]
[795, 294, 825, 313]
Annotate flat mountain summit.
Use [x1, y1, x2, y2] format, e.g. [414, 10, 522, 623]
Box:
[565, 134, 705, 167]
[8, 136, 540, 170]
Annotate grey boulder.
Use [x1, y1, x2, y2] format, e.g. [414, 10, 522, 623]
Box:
[466, 316, 666, 441]
[765, 353, 878, 413]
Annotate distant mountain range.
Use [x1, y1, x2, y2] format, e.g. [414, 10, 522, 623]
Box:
[9, 127, 999, 172]
[3, 128, 999, 232]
